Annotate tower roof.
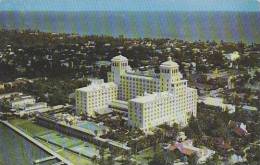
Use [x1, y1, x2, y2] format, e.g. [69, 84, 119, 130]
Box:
[111, 55, 128, 62]
[160, 56, 179, 67]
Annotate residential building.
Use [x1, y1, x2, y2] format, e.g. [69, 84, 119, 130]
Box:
[164, 139, 215, 164]
[10, 95, 36, 110]
[0, 82, 4, 91]
[95, 61, 111, 68]
[199, 97, 235, 113]
[17, 102, 48, 117]
[228, 120, 249, 137]
[224, 51, 240, 61]
[224, 51, 240, 68]
[22, 102, 48, 111]
[242, 105, 258, 112]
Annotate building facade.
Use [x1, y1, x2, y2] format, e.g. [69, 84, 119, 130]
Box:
[10, 96, 36, 110]
[76, 82, 118, 116]
[129, 92, 176, 129]
[76, 55, 197, 131]
[107, 55, 197, 131]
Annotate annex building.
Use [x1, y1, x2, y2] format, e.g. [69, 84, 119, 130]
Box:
[76, 55, 197, 131]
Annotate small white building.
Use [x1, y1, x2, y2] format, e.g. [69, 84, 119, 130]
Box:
[0, 83, 4, 90]
[242, 105, 257, 112]
[21, 102, 48, 111]
[224, 51, 240, 61]
[17, 102, 48, 117]
[10, 96, 36, 110]
[224, 51, 240, 68]
[165, 140, 215, 164]
[199, 97, 235, 113]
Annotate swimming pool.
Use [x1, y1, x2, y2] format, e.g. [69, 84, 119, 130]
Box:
[77, 121, 108, 135]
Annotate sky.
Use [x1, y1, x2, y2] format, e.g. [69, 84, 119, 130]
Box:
[0, 0, 259, 11]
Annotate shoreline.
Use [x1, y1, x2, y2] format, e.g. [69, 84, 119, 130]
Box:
[0, 120, 73, 165]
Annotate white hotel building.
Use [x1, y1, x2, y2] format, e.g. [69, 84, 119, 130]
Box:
[76, 55, 197, 131]
[76, 82, 118, 116]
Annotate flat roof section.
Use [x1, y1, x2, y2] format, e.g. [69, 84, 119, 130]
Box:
[130, 92, 172, 104]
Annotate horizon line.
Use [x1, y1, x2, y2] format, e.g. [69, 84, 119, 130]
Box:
[0, 10, 259, 12]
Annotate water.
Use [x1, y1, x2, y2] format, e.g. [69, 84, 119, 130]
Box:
[0, 123, 54, 165]
[0, 11, 260, 43]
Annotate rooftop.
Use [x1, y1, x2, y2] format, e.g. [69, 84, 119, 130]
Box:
[160, 56, 179, 68]
[111, 55, 128, 62]
[126, 68, 160, 79]
[109, 100, 129, 110]
[242, 105, 257, 111]
[77, 82, 117, 92]
[130, 92, 172, 104]
[11, 95, 35, 103]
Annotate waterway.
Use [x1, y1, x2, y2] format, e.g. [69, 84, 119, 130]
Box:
[0, 123, 58, 165]
[0, 11, 260, 43]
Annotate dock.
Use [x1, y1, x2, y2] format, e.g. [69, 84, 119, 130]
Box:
[33, 156, 56, 164]
[0, 120, 73, 165]
[52, 162, 66, 165]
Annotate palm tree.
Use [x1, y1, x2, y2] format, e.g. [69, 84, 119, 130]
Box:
[91, 155, 98, 164]
[100, 147, 105, 161]
[106, 155, 114, 165]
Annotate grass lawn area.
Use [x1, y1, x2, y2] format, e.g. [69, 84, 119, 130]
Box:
[9, 118, 49, 136]
[57, 150, 93, 165]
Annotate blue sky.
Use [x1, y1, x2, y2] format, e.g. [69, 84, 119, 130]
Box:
[0, 0, 259, 11]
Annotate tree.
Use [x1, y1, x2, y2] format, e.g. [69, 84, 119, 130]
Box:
[91, 155, 98, 164]
[0, 98, 10, 112]
[188, 153, 199, 165]
[106, 155, 114, 165]
[204, 154, 221, 165]
[246, 146, 260, 164]
[100, 147, 105, 161]
[148, 152, 166, 165]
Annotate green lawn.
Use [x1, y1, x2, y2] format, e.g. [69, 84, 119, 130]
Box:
[9, 118, 50, 136]
[58, 150, 93, 165]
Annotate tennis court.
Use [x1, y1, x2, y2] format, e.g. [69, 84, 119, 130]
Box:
[37, 132, 83, 148]
[70, 143, 100, 158]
